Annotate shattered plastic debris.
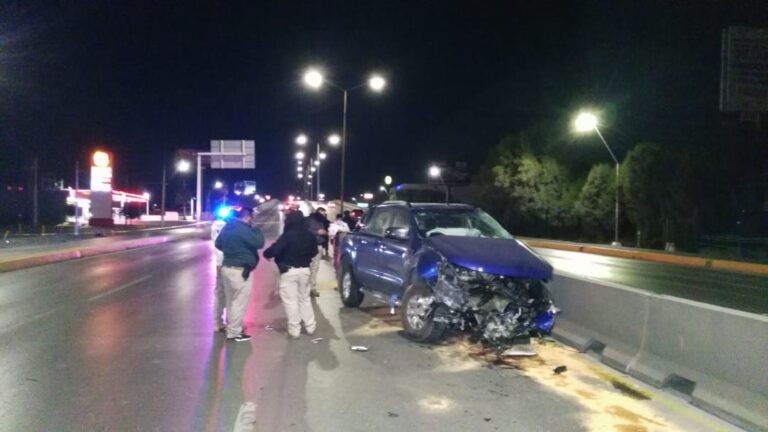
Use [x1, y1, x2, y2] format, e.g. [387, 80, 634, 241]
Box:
[553, 365, 568, 375]
[350, 345, 369, 352]
[311, 337, 324, 344]
[264, 325, 275, 331]
[500, 345, 537, 357]
[387, 412, 399, 418]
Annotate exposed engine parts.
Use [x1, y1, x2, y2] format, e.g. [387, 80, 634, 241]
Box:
[427, 260, 557, 349]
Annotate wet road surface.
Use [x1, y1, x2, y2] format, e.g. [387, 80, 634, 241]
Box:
[0, 205, 743, 431]
[535, 248, 768, 315]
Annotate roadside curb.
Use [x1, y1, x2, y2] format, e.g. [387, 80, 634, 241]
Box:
[522, 239, 768, 276]
[0, 228, 206, 273]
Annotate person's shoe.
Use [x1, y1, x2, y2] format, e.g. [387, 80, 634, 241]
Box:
[310, 289, 320, 298]
[227, 333, 252, 342]
[288, 334, 300, 340]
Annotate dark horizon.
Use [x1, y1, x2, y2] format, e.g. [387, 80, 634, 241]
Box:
[1, 1, 766, 200]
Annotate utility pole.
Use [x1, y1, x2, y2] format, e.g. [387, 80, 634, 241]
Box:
[74, 159, 80, 236]
[161, 165, 167, 227]
[32, 157, 39, 228]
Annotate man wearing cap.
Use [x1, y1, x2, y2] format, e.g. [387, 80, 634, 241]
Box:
[215, 207, 264, 342]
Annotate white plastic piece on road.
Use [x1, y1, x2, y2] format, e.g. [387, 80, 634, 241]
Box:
[233, 401, 257, 432]
[501, 345, 537, 357]
[311, 337, 324, 343]
[350, 345, 369, 352]
[264, 325, 274, 331]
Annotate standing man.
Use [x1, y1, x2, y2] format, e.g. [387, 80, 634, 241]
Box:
[305, 207, 329, 297]
[210, 217, 228, 333]
[263, 211, 317, 339]
[215, 207, 264, 342]
[342, 210, 356, 232]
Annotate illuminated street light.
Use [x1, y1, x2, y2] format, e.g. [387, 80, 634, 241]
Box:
[295, 134, 308, 145]
[176, 159, 191, 173]
[328, 134, 341, 146]
[429, 165, 441, 178]
[369, 75, 386, 92]
[310, 166, 316, 172]
[297, 166, 303, 172]
[301, 67, 387, 213]
[213, 181, 223, 189]
[319, 152, 327, 160]
[303, 69, 323, 89]
[295, 151, 305, 160]
[314, 160, 320, 166]
[379, 186, 386, 192]
[298, 173, 303, 179]
[143, 192, 150, 215]
[573, 110, 621, 246]
[384, 175, 392, 185]
[574, 112, 598, 132]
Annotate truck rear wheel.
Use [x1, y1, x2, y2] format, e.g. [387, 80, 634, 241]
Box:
[339, 264, 364, 308]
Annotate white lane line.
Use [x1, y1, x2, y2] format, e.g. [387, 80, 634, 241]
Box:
[0, 308, 61, 334]
[233, 401, 257, 432]
[86, 275, 153, 302]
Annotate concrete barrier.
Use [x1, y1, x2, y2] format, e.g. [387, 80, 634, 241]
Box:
[548, 273, 768, 431]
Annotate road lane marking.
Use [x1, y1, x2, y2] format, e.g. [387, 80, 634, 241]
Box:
[232, 401, 257, 432]
[86, 275, 153, 302]
[0, 308, 61, 334]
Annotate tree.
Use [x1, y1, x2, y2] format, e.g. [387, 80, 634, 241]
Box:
[512, 153, 577, 235]
[576, 163, 614, 241]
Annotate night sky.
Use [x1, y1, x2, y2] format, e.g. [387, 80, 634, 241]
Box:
[1, 1, 766, 198]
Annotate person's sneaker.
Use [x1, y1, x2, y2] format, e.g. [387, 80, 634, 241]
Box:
[227, 333, 252, 342]
[310, 289, 320, 298]
[288, 334, 300, 340]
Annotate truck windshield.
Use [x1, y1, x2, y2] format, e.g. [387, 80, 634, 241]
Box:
[413, 208, 513, 239]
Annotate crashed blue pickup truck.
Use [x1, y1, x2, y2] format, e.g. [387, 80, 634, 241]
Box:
[335, 201, 557, 348]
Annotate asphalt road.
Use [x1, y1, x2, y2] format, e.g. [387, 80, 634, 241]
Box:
[0, 205, 742, 431]
[535, 248, 768, 315]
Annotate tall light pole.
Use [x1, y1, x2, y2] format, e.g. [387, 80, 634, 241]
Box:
[429, 165, 449, 204]
[574, 112, 621, 246]
[143, 192, 150, 215]
[302, 68, 386, 213]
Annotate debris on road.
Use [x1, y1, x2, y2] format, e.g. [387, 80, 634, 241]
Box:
[311, 337, 324, 343]
[553, 365, 567, 375]
[264, 325, 275, 331]
[500, 345, 537, 357]
[350, 345, 369, 352]
[387, 411, 399, 418]
[483, 418, 492, 422]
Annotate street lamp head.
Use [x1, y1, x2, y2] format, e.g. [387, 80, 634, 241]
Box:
[327, 134, 341, 146]
[319, 152, 327, 160]
[574, 112, 598, 132]
[369, 74, 386, 92]
[297, 173, 303, 179]
[213, 181, 223, 189]
[314, 160, 320, 166]
[295, 151, 305, 160]
[429, 165, 441, 178]
[310, 166, 316, 172]
[295, 134, 308, 145]
[379, 185, 386, 192]
[297, 166, 303, 172]
[176, 160, 191, 173]
[303, 69, 324, 89]
[143, 192, 150, 199]
[384, 175, 392, 185]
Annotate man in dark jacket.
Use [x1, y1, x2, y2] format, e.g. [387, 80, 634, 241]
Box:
[264, 211, 318, 339]
[214, 207, 265, 342]
[305, 207, 329, 297]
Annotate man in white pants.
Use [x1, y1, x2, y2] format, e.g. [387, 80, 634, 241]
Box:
[264, 211, 318, 339]
[214, 207, 264, 342]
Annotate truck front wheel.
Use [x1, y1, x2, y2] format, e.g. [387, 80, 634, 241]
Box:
[401, 283, 446, 343]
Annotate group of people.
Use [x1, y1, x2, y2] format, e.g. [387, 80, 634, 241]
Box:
[211, 206, 353, 342]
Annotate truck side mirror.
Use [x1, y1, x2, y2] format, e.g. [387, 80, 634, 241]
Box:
[384, 226, 410, 241]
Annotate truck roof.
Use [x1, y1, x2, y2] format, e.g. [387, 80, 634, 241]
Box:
[378, 201, 475, 211]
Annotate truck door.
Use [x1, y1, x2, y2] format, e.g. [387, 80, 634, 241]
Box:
[377, 206, 413, 296]
[353, 207, 393, 290]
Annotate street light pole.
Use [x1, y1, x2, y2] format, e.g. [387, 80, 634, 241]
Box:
[340, 89, 348, 213]
[317, 142, 321, 200]
[593, 127, 621, 247]
[161, 165, 167, 227]
[74, 159, 80, 236]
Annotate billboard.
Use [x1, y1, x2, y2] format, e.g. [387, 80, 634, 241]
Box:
[210, 140, 256, 169]
[720, 27, 768, 113]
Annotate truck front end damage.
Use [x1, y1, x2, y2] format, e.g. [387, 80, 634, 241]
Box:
[425, 259, 557, 349]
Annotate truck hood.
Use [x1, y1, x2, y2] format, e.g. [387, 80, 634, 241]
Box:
[426, 236, 553, 280]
